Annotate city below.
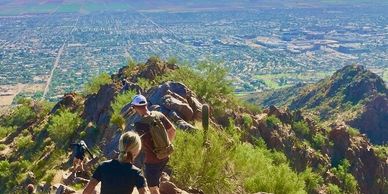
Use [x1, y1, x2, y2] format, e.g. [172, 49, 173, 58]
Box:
[0, 5, 387, 108]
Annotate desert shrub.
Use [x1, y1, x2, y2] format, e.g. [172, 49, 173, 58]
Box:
[347, 127, 360, 136]
[170, 127, 307, 194]
[0, 160, 12, 191]
[292, 120, 310, 138]
[170, 129, 234, 193]
[312, 133, 326, 150]
[47, 109, 82, 145]
[110, 90, 136, 129]
[327, 183, 342, 194]
[232, 143, 305, 194]
[137, 77, 154, 91]
[15, 135, 34, 151]
[167, 56, 178, 65]
[266, 115, 281, 128]
[83, 72, 112, 95]
[332, 159, 358, 193]
[163, 60, 234, 116]
[4, 103, 35, 127]
[242, 113, 253, 129]
[240, 101, 262, 114]
[300, 167, 324, 193]
[373, 145, 388, 160]
[0, 126, 15, 139]
[0, 160, 32, 192]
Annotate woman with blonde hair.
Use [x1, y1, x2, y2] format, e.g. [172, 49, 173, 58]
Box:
[83, 131, 150, 194]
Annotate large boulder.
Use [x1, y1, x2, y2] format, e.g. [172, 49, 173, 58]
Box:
[147, 81, 202, 121]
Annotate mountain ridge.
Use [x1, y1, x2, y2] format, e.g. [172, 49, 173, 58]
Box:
[0, 58, 387, 194]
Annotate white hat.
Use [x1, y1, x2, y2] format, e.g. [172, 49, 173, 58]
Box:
[131, 94, 148, 106]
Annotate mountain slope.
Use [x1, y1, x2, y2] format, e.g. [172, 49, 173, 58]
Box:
[249, 65, 388, 144]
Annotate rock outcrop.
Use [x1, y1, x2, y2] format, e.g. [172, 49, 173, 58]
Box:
[329, 124, 387, 194]
[348, 95, 388, 144]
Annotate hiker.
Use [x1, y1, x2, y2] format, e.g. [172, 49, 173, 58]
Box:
[71, 140, 93, 173]
[131, 94, 176, 194]
[83, 131, 150, 194]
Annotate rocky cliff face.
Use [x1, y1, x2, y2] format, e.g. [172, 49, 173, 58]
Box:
[226, 105, 387, 194]
[328, 124, 387, 194]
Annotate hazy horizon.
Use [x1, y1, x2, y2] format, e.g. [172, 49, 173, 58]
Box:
[1, 0, 388, 16]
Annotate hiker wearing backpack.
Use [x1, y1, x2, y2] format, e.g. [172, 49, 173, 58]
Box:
[131, 94, 176, 194]
[71, 140, 94, 173]
[83, 131, 150, 194]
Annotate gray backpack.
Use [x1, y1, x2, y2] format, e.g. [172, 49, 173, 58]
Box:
[140, 111, 174, 159]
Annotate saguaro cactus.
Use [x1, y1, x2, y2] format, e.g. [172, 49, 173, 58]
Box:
[202, 104, 209, 146]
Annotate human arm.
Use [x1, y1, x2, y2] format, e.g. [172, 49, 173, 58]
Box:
[166, 124, 176, 142]
[82, 178, 99, 194]
[85, 148, 94, 159]
[161, 115, 176, 142]
[135, 169, 150, 194]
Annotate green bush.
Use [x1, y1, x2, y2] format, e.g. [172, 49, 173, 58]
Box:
[137, 77, 154, 91]
[300, 167, 323, 193]
[167, 56, 178, 65]
[15, 135, 34, 151]
[0, 160, 32, 192]
[5, 103, 35, 127]
[170, 128, 307, 194]
[232, 143, 305, 194]
[332, 159, 358, 193]
[373, 145, 388, 160]
[292, 120, 310, 138]
[110, 90, 136, 129]
[327, 183, 342, 194]
[347, 127, 360, 136]
[163, 60, 234, 117]
[170, 129, 233, 193]
[312, 133, 326, 150]
[47, 109, 82, 145]
[242, 113, 253, 129]
[0, 126, 15, 139]
[83, 72, 112, 95]
[266, 115, 281, 128]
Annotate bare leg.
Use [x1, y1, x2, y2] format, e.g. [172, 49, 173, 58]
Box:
[149, 186, 160, 194]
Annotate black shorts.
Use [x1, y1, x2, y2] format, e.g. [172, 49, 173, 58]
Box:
[144, 159, 168, 187]
[74, 154, 84, 161]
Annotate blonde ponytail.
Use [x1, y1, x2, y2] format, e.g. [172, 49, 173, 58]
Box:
[118, 131, 141, 163]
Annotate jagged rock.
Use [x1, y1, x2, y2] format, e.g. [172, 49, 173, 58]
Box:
[83, 84, 119, 128]
[348, 95, 388, 144]
[51, 93, 80, 114]
[160, 181, 189, 194]
[329, 124, 387, 194]
[138, 58, 177, 81]
[53, 184, 76, 194]
[267, 105, 292, 124]
[248, 110, 330, 172]
[168, 111, 197, 131]
[120, 79, 143, 94]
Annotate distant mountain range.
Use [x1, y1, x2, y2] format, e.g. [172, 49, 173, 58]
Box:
[1, 0, 387, 15]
